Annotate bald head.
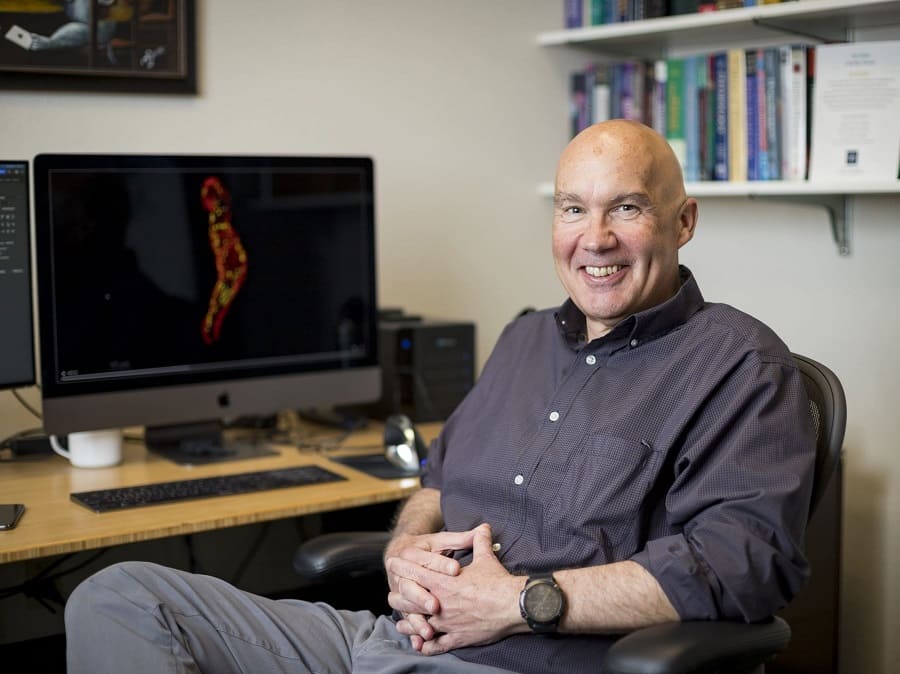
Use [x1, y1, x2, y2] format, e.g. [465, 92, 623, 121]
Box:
[556, 120, 687, 212]
[551, 119, 698, 340]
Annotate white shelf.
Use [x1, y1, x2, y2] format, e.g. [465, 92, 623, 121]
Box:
[537, 0, 900, 57]
[537, 181, 900, 198]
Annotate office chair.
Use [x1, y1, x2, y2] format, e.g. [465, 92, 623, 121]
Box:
[293, 353, 846, 674]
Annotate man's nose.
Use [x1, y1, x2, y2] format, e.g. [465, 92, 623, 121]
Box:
[581, 212, 616, 250]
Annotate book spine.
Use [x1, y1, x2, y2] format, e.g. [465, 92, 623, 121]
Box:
[745, 49, 759, 181]
[684, 55, 701, 182]
[570, 70, 588, 137]
[756, 49, 769, 180]
[789, 45, 808, 181]
[590, 0, 606, 24]
[727, 48, 748, 182]
[565, 0, 583, 28]
[666, 57, 687, 176]
[764, 47, 781, 180]
[713, 52, 730, 180]
[610, 61, 623, 119]
[621, 60, 636, 119]
[804, 45, 815, 180]
[699, 55, 717, 181]
[592, 62, 611, 123]
[651, 59, 668, 137]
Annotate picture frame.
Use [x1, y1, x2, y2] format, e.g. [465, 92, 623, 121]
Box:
[0, 0, 196, 94]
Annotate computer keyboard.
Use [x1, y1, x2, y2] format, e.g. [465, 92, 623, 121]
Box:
[70, 465, 347, 513]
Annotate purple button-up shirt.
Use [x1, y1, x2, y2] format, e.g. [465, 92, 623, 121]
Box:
[421, 267, 816, 674]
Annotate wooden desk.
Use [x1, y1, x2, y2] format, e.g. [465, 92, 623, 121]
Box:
[0, 421, 438, 564]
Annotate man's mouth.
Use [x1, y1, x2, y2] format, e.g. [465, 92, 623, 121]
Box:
[584, 265, 622, 278]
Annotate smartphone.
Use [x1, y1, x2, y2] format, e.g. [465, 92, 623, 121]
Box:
[0, 504, 26, 530]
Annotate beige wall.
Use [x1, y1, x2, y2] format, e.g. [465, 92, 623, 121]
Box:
[1, 2, 898, 672]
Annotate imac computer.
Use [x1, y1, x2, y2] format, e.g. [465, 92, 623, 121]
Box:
[0, 160, 35, 391]
[32, 154, 380, 462]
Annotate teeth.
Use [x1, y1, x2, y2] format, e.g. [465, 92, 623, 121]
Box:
[585, 265, 622, 278]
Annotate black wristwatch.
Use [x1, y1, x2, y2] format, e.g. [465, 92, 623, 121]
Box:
[519, 572, 565, 633]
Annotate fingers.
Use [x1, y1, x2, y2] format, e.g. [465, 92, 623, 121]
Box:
[388, 577, 439, 616]
[397, 546, 461, 576]
[471, 523, 494, 560]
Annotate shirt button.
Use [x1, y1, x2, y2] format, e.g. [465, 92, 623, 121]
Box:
[549, 411, 560, 422]
[514, 474, 524, 485]
[491, 542, 502, 552]
[630, 338, 639, 348]
[585, 354, 597, 365]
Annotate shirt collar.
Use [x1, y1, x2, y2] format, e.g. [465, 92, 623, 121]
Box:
[554, 265, 705, 350]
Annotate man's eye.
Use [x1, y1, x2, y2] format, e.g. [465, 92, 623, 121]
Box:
[612, 204, 641, 219]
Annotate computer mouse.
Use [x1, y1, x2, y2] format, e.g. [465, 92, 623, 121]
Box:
[383, 413, 425, 473]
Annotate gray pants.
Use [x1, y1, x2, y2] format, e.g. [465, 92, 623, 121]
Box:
[65, 561, 516, 674]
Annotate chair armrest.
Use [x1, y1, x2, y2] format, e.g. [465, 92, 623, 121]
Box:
[293, 531, 390, 584]
[602, 617, 791, 674]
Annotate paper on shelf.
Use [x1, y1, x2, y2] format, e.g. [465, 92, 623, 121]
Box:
[808, 41, 900, 183]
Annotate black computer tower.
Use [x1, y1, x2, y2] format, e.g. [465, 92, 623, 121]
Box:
[366, 316, 475, 423]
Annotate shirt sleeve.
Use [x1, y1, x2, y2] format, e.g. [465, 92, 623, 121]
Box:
[630, 353, 817, 622]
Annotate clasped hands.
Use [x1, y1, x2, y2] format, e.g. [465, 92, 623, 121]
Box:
[384, 523, 526, 655]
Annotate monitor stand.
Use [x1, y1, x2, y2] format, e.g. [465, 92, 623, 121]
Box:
[144, 420, 277, 465]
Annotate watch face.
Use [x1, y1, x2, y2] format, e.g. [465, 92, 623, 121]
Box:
[524, 581, 563, 623]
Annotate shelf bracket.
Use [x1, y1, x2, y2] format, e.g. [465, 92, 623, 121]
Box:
[750, 17, 847, 44]
[750, 193, 852, 256]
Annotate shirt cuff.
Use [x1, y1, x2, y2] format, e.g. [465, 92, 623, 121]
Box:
[630, 534, 719, 621]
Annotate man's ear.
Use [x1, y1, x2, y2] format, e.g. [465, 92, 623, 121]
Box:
[676, 197, 698, 248]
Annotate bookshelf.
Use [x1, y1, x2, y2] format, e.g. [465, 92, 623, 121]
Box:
[538, 0, 900, 255]
[538, 0, 900, 56]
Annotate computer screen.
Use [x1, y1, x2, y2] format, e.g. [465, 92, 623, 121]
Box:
[33, 154, 380, 454]
[0, 160, 35, 390]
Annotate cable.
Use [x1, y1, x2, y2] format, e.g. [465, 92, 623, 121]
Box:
[10, 386, 42, 420]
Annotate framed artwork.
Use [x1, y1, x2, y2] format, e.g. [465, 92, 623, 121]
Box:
[0, 0, 195, 93]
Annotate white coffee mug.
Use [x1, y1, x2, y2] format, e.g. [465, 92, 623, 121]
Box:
[50, 429, 123, 468]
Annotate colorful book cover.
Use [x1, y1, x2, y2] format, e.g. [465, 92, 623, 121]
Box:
[699, 55, 716, 181]
[727, 48, 748, 182]
[763, 47, 782, 180]
[713, 52, 730, 180]
[683, 54, 701, 182]
[745, 49, 760, 181]
[666, 57, 687, 176]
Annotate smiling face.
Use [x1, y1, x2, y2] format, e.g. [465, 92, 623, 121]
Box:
[552, 120, 698, 341]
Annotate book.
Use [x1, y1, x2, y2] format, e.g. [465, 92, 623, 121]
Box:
[808, 41, 900, 182]
[565, 0, 583, 28]
[669, 0, 700, 13]
[763, 47, 781, 180]
[683, 54, 701, 182]
[745, 49, 760, 180]
[666, 57, 687, 176]
[782, 45, 807, 181]
[589, 0, 606, 25]
[570, 70, 588, 137]
[591, 62, 612, 124]
[727, 48, 748, 181]
[699, 55, 717, 180]
[712, 51, 730, 180]
[650, 59, 668, 137]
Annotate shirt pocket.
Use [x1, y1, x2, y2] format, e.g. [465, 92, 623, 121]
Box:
[539, 434, 661, 562]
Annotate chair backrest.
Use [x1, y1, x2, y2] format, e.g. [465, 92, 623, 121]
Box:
[791, 353, 847, 520]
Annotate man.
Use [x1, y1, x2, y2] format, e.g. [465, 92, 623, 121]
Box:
[65, 120, 816, 673]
